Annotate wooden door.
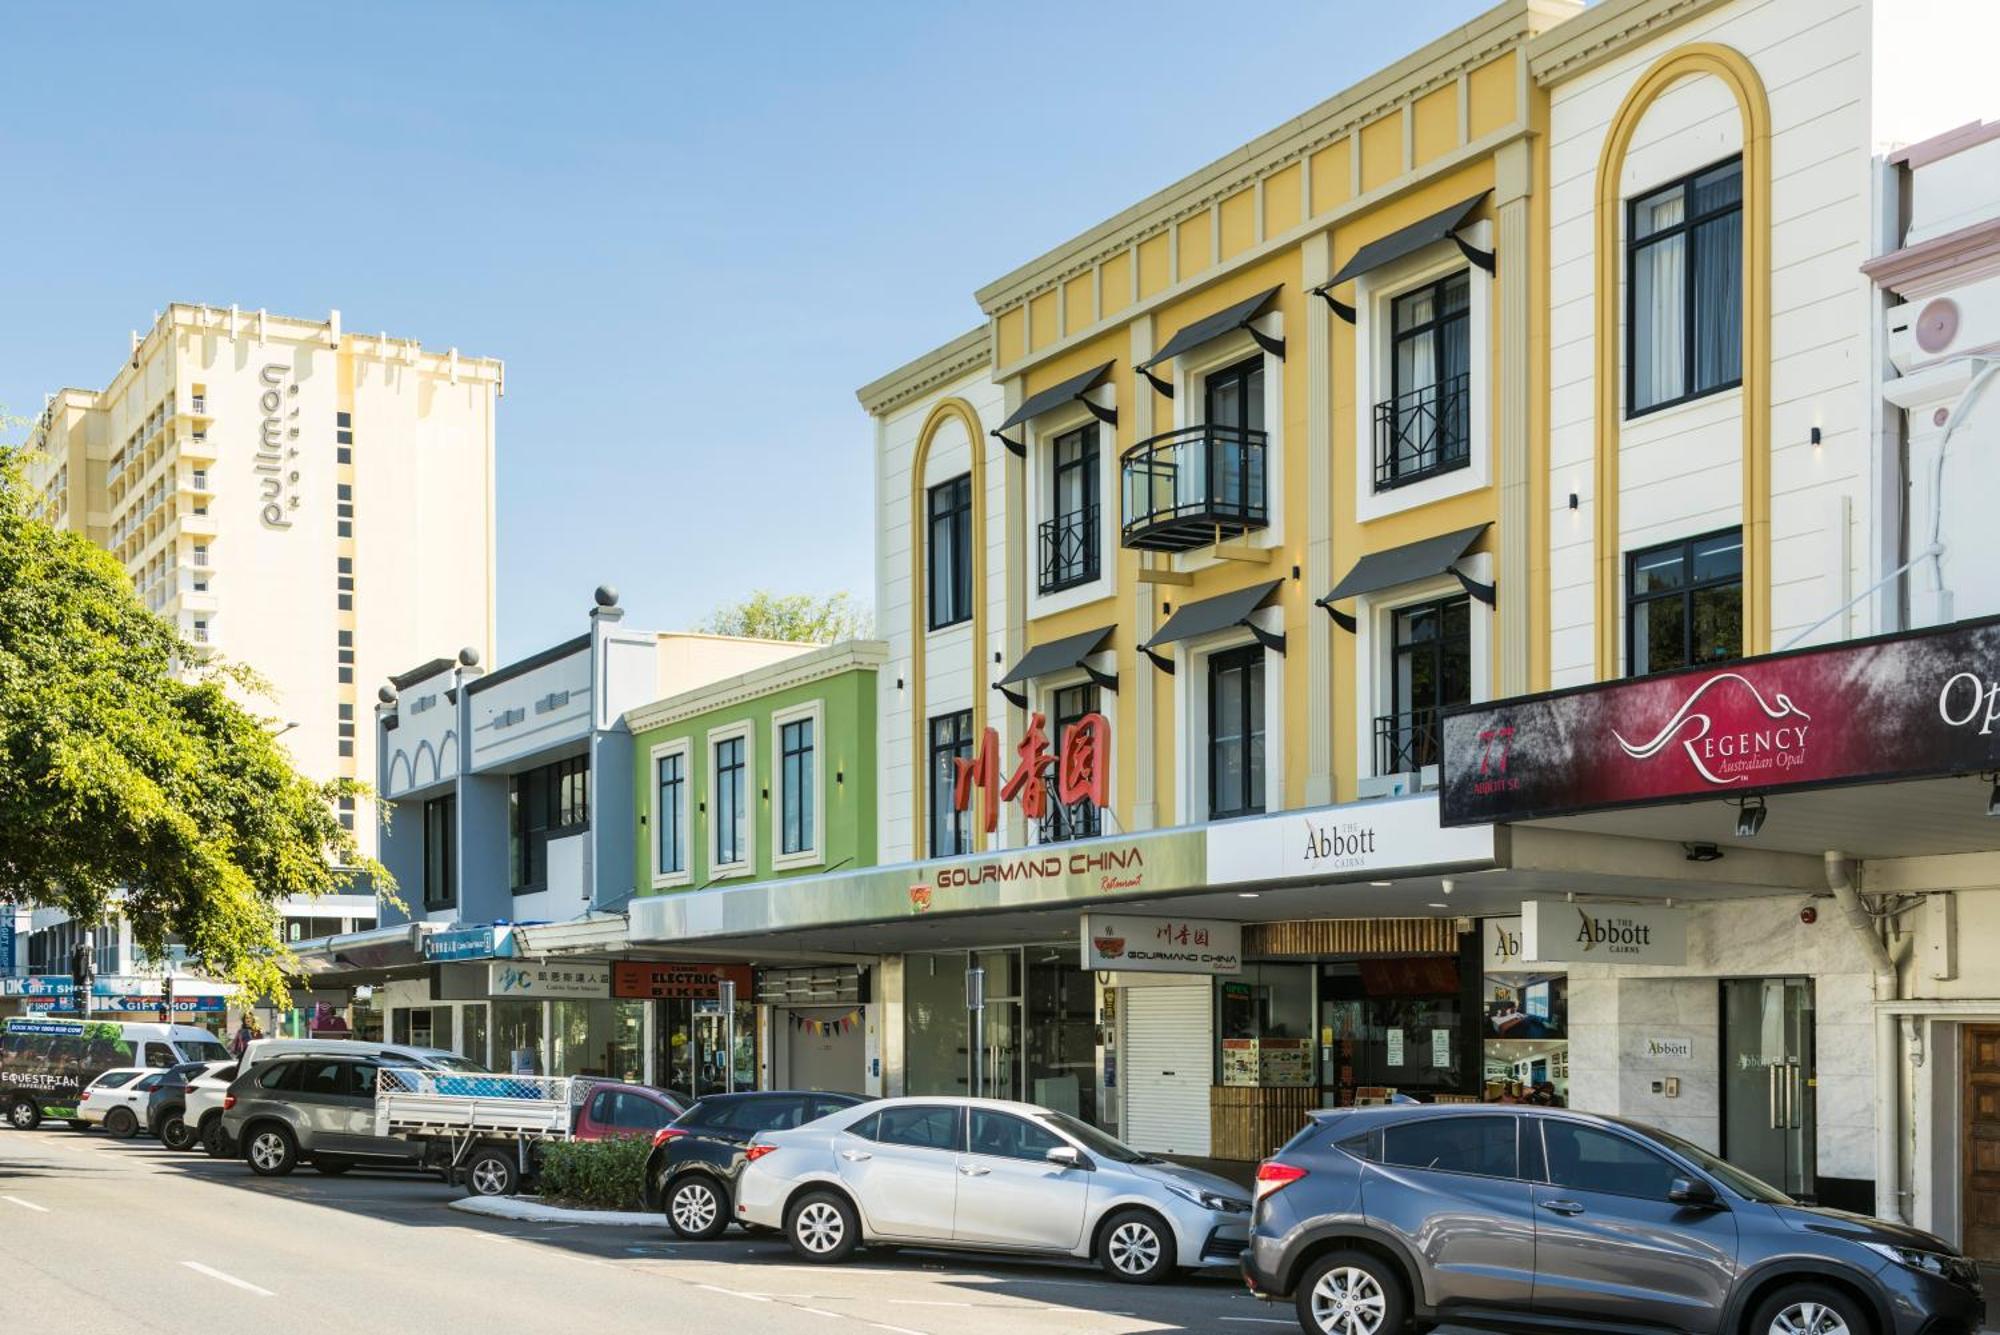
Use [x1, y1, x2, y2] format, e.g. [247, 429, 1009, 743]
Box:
[1962, 1025, 2000, 1260]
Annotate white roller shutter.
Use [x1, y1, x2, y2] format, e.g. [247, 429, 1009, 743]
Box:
[1123, 982, 1212, 1156]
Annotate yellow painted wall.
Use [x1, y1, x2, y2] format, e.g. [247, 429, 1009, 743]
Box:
[1064, 274, 1094, 337]
[1468, 53, 1517, 140]
[1028, 291, 1059, 352]
[1359, 113, 1404, 194]
[1176, 213, 1212, 283]
[1413, 86, 1459, 168]
[1137, 234, 1172, 299]
[1101, 252, 1133, 318]
[1219, 188, 1257, 260]
[1264, 163, 1302, 238]
[997, 308, 1025, 366]
[1310, 139, 1352, 217]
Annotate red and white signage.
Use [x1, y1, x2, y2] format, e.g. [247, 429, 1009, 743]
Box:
[953, 711, 1109, 833]
[1441, 617, 2000, 825]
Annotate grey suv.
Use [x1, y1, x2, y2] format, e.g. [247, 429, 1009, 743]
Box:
[221, 1052, 429, 1177]
[1244, 1104, 1984, 1335]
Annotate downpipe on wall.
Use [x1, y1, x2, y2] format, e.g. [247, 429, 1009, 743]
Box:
[1825, 850, 1904, 1221]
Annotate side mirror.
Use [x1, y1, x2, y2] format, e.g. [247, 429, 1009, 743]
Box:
[1045, 1145, 1086, 1170]
[1668, 1176, 1721, 1209]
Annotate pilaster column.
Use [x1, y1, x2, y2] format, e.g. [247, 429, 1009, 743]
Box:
[1303, 232, 1335, 808]
[1495, 137, 1534, 697]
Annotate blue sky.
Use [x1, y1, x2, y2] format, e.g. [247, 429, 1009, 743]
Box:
[4, 1, 1501, 659]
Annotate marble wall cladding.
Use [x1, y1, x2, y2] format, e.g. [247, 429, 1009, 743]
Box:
[1552, 897, 1880, 1182]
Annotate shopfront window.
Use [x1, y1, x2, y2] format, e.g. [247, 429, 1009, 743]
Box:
[904, 952, 970, 1096]
[1481, 919, 1568, 1106]
[654, 997, 756, 1096]
[461, 1003, 488, 1068]
[1218, 964, 1316, 1086]
[551, 999, 645, 1081]
[1025, 954, 1098, 1125]
[494, 1000, 544, 1076]
[1319, 956, 1472, 1104]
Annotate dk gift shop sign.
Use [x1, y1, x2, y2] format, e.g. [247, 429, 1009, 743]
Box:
[1441, 617, 2000, 825]
[1520, 900, 1686, 966]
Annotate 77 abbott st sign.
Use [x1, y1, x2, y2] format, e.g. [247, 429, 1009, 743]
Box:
[1439, 616, 2000, 825]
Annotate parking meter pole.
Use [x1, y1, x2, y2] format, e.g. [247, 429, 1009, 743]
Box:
[966, 967, 986, 1099]
[719, 979, 738, 1094]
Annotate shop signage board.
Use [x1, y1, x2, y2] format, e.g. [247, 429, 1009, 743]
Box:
[1081, 913, 1241, 974]
[612, 962, 753, 1001]
[0, 917, 13, 974]
[424, 925, 512, 962]
[488, 962, 611, 999]
[1643, 1035, 1695, 1060]
[952, 711, 1110, 834]
[25, 995, 223, 1015]
[1441, 616, 2000, 825]
[1205, 797, 1497, 886]
[1483, 917, 1524, 969]
[1520, 900, 1686, 966]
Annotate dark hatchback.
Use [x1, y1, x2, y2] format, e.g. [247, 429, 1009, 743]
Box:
[1244, 1104, 1984, 1335]
[642, 1090, 868, 1239]
[144, 1061, 217, 1149]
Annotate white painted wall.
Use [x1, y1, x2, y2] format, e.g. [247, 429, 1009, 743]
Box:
[464, 647, 593, 774]
[381, 662, 460, 800]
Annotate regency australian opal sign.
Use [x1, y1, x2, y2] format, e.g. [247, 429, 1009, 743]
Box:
[1439, 616, 2000, 826]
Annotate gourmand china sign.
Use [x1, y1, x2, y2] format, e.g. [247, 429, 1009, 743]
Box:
[1440, 617, 2000, 825]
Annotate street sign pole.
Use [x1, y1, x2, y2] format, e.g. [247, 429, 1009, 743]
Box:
[719, 978, 738, 1094]
[965, 966, 986, 1099]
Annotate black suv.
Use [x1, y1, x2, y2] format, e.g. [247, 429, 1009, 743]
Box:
[642, 1090, 867, 1239]
[1245, 1104, 1984, 1335]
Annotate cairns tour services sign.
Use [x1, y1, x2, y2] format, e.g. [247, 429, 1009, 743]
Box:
[1440, 617, 2000, 825]
[1520, 900, 1686, 966]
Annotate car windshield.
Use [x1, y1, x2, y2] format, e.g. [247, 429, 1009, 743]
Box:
[176, 1038, 231, 1063]
[425, 1055, 488, 1073]
[1040, 1111, 1151, 1165]
[1621, 1119, 1793, 1204]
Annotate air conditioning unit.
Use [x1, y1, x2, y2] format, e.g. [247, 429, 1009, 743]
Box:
[1887, 273, 2000, 374]
[1358, 765, 1439, 800]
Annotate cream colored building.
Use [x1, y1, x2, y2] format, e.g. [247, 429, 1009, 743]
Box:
[23, 302, 501, 858]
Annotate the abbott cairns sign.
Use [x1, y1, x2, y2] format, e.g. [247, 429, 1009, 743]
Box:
[1519, 900, 1686, 966]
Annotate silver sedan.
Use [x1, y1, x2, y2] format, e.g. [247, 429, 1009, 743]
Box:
[735, 1096, 1251, 1284]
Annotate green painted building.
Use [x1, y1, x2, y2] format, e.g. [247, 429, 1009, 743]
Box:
[625, 640, 883, 894]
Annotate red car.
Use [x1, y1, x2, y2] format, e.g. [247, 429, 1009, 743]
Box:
[569, 1082, 689, 1141]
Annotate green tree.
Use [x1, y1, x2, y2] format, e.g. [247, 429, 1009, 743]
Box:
[697, 590, 872, 643]
[0, 443, 389, 1000]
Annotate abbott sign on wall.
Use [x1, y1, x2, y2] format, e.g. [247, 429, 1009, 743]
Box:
[1205, 796, 1497, 886]
[1520, 900, 1687, 966]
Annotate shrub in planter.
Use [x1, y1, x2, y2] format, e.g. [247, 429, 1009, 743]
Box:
[535, 1135, 651, 1211]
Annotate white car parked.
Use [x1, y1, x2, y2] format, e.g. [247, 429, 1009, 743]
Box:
[735, 1096, 1251, 1283]
[76, 1068, 165, 1138]
[176, 1060, 241, 1156]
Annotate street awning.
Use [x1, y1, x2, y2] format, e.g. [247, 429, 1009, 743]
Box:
[1143, 579, 1283, 651]
[998, 625, 1115, 686]
[992, 359, 1120, 433]
[1323, 192, 1489, 289]
[1319, 523, 1489, 605]
[1138, 285, 1286, 371]
[512, 913, 630, 958]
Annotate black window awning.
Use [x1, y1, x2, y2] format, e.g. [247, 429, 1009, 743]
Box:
[1319, 192, 1492, 299]
[1136, 285, 1285, 393]
[1317, 524, 1493, 627]
[998, 625, 1115, 687]
[1140, 579, 1285, 670]
[992, 361, 1117, 454]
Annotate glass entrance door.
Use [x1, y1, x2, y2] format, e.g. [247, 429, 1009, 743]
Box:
[1721, 977, 1815, 1197]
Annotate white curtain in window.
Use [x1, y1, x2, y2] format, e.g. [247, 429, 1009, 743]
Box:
[1632, 194, 1686, 409]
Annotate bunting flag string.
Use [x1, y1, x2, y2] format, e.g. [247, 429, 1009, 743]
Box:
[789, 1008, 863, 1037]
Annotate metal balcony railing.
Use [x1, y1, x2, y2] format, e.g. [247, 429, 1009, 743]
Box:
[1038, 503, 1100, 594]
[1120, 423, 1268, 553]
[1037, 797, 1102, 845]
[1374, 371, 1470, 491]
[1374, 706, 1446, 777]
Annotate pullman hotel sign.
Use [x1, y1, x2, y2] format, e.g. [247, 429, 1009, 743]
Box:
[1440, 617, 2000, 825]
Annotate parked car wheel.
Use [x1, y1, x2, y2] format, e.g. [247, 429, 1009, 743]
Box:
[104, 1107, 139, 1140]
[1097, 1208, 1175, 1285]
[666, 1174, 730, 1240]
[785, 1189, 860, 1263]
[313, 1157, 353, 1176]
[160, 1116, 196, 1152]
[1749, 1284, 1872, 1335]
[464, 1147, 520, 1198]
[244, 1124, 300, 1177]
[202, 1118, 234, 1158]
[7, 1097, 42, 1131]
[1295, 1250, 1407, 1335]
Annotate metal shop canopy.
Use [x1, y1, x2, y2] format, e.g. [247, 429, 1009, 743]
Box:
[1136, 285, 1285, 394]
[996, 625, 1116, 706]
[1313, 192, 1491, 321]
[991, 361, 1116, 454]
[1317, 523, 1491, 630]
[1140, 579, 1284, 670]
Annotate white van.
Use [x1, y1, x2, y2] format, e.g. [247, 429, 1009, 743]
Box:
[1, 1018, 232, 1129]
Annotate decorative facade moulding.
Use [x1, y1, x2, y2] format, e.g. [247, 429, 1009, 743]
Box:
[1860, 217, 2000, 301]
[1526, 0, 1731, 85]
[855, 325, 992, 416]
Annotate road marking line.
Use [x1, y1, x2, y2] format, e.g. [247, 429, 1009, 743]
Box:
[797, 1309, 847, 1322]
[181, 1261, 273, 1297]
[694, 1283, 770, 1303]
[889, 1300, 972, 1306]
[1, 1196, 48, 1212]
[868, 1324, 928, 1335]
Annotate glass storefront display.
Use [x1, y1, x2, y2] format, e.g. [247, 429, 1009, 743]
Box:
[494, 999, 544, 1075]
[905, 952, 968, 1096]
[653, 997, 756, 1096]
[1025, 952, 1098, 1123]
[1320, 956, 1475, 1103]
[1219, 964, 1317, 1087]
[552, 999, 645, 1080]
[1480, 919, 1569, 1105]
[904, 947, 1103, 1121]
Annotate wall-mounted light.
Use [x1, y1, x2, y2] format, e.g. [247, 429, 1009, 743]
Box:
[1810, 426, 1822, 447]
[1733, 795, 1768, 839]
[836, 769, 845, 785]
[895, 677, 904, 691]
[1568, 491, 1579, 511]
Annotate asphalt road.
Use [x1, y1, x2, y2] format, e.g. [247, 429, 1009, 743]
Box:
[0, 1125, 1321, 1335]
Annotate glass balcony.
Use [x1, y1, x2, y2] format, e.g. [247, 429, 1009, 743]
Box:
[1120, 423, 1268, 553]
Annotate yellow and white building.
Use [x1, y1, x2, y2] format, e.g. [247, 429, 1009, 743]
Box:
[22, 303, 501, 858]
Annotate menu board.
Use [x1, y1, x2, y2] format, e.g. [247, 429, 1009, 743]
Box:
[1259, 1038, 1314, 1087]
[1221, 1038, 1260, 1087]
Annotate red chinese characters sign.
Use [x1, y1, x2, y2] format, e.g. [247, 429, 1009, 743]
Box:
[953, 711, 1110, 833]
[1439, 618, 2000, 825]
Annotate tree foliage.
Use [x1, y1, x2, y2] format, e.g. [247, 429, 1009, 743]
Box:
[696, 590, 872, 644]
[0, 444, 389, 999]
